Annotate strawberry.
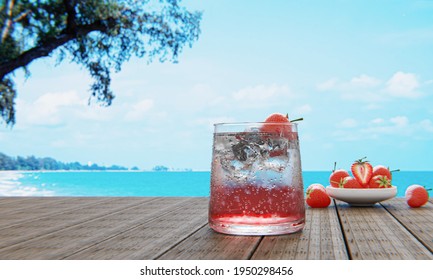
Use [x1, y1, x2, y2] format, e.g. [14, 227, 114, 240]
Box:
[329, 162, 350, 188]
[342, 176, 362, 189]
[264, 113, 290, 123]
[372, 165, 400, 180]
[351, 157, 373, 187]
[405, 185, 430, 208]
[306, 184, 331, 208]
[369, 175, 392, 188]
[372, 165, 392, 180]
[260, 113, 303, 138]
[260, 113, 292, 137]
[306, 183, 326, 192]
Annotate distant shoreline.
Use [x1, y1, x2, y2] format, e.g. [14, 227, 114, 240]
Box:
[1, 169, 433, 173]
[0, 169, 211, 173]
[1, 169, 432, 173]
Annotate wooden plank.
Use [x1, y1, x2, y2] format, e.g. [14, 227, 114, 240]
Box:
[0, 197, 431, 260]
[251, 200, 348, 260]
[0, 197, 103, 214]
[0, 197, 114, 228]
[65, 197, 209, 260]
[0, 197, 190, 259]
[159, 201, 347, 260]
[158, 227, 261, 260]
[0, 197, 156, 252]
[0, 197, 34, 205]
[381, 198, 433, 253]
[336, 199, 433, 260]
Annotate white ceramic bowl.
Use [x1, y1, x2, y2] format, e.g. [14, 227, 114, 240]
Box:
[325, 185, 398, 206]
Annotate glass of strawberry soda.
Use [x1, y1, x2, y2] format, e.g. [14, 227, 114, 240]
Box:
[209, 122, 305, 235]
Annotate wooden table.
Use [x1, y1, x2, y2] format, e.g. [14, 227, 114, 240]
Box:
[0, 197, 431, 260]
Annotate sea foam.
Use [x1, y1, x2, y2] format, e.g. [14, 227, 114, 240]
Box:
[0, 171, 54, 196]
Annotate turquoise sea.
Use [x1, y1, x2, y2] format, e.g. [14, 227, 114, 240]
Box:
[0, 171, 431, 197]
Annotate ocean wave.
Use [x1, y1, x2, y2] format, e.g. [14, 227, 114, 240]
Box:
[0, 171, 54, 197]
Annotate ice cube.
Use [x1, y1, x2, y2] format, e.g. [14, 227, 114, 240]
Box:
[232, 140, 262, 162]
[263, 157, 289, 172]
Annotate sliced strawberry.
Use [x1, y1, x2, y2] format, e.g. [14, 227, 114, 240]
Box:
[306, 184, 331, 208]
[369, 175, 392, 188]
[342, 176, 362, 189]
[405, 185, 430, 208]
[351, 157, 373, 187]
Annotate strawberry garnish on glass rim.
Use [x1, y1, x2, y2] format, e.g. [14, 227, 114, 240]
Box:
[260, 113, 303, 137]
[351, 157, 373, 187]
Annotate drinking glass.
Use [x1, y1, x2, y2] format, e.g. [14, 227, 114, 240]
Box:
[209, 122, 305, 235]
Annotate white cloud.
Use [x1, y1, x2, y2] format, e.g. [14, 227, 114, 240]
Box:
[371, 118, 385, 125]
[379, 27, 433, 46]
[79, 109, 109, 121]
[350, 74, 382, 88]
[317, 74, 385, 104]
[193, 116, 236, 130]
[419, 119, 433, 133]
[338, 118, 358, 128]
[294, 104, 312, 115]
[76, 104, 116, 121]
[333, 116, 433, 141]
[50, 139, 68, 148]
[318, 74, 381, 92]
[362, 116, 411, 137]
[317, 78, 339, 91]
[17, 91, 84, 126]
[363, 103, 382, 110]
[385, 72, 421, 98]
[233, 84, 291, 102]
[390, 116, 409, 127]
[184, 83, 225, 109]
[124, 99, 154, 121]
[318, 72, 426, 103]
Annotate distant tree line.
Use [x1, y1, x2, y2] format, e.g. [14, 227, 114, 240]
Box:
[152, 165, 169, 172]
[0, 152, 128, 171]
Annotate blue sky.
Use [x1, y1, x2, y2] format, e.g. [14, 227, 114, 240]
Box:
[1, 0, 433, 171]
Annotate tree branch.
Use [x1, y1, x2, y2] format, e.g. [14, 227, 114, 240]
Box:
[63, 0, 77, 34]
[13, 9, 32, 23]
[0, 19, 114, 80]
[1, 0, 15, 43]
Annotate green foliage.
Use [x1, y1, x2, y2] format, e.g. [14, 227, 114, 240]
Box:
[0, 77, 15, 125]
[0, 152, 129, 170]
[152, 165, 169, 172]
[0, 0, 202, 125]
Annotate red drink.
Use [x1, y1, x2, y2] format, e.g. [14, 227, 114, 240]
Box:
[210, 184, 305, 224]
[209, 123, 305, 235]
